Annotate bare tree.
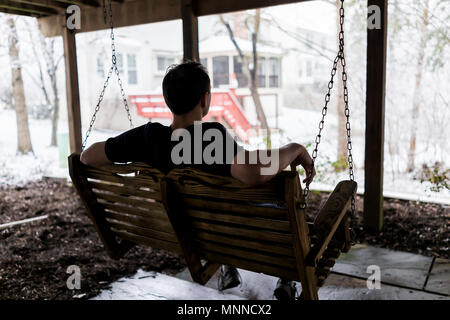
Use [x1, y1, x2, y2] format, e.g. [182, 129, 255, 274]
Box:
[219, 10, 271, 147]
[406, 0, 430, 172]
[24, 20, 63, 146]
[0, 86, 13, 109]
[8, 17, 33, 154]
[267, 1, 350, 165]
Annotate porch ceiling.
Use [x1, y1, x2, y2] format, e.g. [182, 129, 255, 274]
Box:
[0, 0, 312, 37]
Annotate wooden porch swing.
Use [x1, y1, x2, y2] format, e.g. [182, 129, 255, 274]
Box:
[68, 0, 357, 300]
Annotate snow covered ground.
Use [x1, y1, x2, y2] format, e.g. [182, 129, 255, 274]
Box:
[0, 108, 448, 203]
[0, 109, 114, 185]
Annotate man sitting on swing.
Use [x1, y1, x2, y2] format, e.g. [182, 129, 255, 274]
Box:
[81, 61, 316, 300]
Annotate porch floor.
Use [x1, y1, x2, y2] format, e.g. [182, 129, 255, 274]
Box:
[92, 245, 449, 300]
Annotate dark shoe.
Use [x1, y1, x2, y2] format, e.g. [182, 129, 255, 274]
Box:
[273, 279, 297, 301]
[218, 265, 241, 291]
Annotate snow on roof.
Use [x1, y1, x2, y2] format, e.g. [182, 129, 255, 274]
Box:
[200, 36, 283, 56]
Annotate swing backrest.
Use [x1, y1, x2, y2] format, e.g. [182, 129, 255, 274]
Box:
[68, 153, 312, 281]
[162, 167, 310, 281]
[69, 153, 356, 298]
[68, 154, 181, 257]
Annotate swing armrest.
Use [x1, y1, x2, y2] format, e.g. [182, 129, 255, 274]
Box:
[306, 180, 357, 267]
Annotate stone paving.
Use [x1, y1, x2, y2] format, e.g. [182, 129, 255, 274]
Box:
[93, 245, 449, 300]
[332, 244, 434, 290]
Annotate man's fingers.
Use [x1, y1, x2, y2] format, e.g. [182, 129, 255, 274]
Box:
[302, 166, 315, 186]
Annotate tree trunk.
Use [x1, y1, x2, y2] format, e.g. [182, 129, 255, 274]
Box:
[250, 13, 271, 147]
[407, 0, 429, 173]
[48, 40, 60, 147]
[249, 77, 271, 146]
[335, 0, 347, 166]
[8, 18, 33, 154]
[50, 84, 60, 146]
[220, 11, 271, 147]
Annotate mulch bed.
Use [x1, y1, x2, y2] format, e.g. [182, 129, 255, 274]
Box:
[0, 179, 185, 300]
[0, 178, 448, 299]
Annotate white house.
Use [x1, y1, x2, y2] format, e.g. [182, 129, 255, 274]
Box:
[72, 13, 334, 132]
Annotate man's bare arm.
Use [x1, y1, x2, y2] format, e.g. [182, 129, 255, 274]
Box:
[80, 141, 112, 167]
[231, 143, 315, 186]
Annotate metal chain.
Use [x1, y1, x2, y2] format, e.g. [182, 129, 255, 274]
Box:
[338, 2, 357, 243]
[299, 52, 340, 209]
[82, 0, 133, 151]
[300, 0, 357, 242]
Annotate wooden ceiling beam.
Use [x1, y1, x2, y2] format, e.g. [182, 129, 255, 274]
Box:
[196, 0, 312, 16]
[11, 0, 69, 10]
[38, 0, 311, 37]
[0, 0, 58, 15]
[0, 6, 42, 17]
[52, 0, 101, 7]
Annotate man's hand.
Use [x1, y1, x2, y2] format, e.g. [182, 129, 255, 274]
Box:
[289, 144, 316, 187]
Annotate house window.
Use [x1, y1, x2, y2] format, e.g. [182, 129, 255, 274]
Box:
[116, 53, 124, 74]
[257, 57, 266, 88]
[212, 56, 229, 88]
[127, 54, 137, 85]
[233, 56, 248, 88]
[96, 54, 104, 78]
[306, 60, 312, 77]
[200, 58, 207, 69]
[268, 57, 280, 88]
[157, 56, 175, 73]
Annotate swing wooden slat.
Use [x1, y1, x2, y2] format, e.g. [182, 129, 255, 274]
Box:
[184, 208, 292, 232]
[68, 153, 357, 300]
[193, 230, 295, 256]
[107, 219, 178, 243]
[110, 228, 183, 254]
[104, 211, 175, 234]
[198, 250, 299, 281]
[180, 197, 288, 220]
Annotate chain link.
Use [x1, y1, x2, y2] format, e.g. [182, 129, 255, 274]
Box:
[300, 0, 357, 243]
[82, 0, 133, 151]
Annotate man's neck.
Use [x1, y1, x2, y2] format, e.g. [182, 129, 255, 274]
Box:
[171, 107, 203, 130]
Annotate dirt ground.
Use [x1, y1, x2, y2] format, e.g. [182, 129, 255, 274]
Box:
[0, 178, 448, 299]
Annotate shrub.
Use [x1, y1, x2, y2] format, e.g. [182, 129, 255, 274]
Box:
[414, 162, 450, 192]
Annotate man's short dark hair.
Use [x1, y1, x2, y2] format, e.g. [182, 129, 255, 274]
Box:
[162, 61, 211, 115]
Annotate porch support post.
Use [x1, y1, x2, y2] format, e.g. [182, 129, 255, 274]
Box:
[181, 0, 199, 61]
[62, 25, 82, 154]
[364, 0, 388, 232]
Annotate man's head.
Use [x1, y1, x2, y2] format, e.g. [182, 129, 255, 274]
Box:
[162, 61, 211, 116]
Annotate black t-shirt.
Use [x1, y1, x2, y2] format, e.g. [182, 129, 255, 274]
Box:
[105, 121, 243, 176]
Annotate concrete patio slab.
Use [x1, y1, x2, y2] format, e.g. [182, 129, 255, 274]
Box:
[175, 267, 448, 300]
[91, 245, 448, 300]
[332, 244, 433, 290]
[319, 274, 448, 300]
[425, 258, 450, 296]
